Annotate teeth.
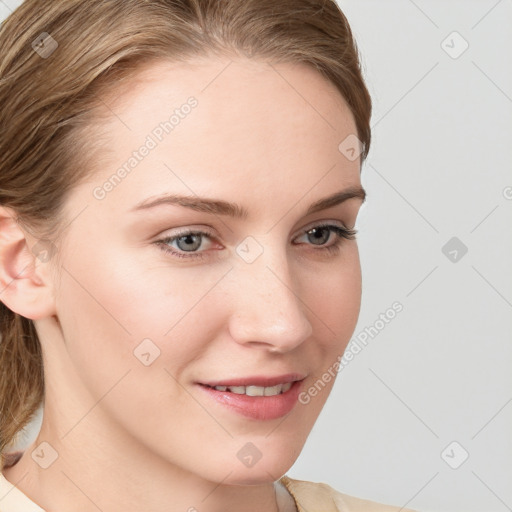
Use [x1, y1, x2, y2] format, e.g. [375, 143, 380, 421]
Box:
[263, 384, 282, 396]
[246, 385, 265, 396]
[281, 382, 292, 393]
[212, 382, 293, 396]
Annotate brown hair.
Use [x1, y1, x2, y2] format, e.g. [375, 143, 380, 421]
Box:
[0, 0, 371, 468]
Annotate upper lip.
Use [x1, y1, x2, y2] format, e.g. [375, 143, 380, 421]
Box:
[199, 373, 307, 388]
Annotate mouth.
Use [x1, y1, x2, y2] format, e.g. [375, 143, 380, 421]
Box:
[196, 374, 306, 421]
[201, 382, 294, 397]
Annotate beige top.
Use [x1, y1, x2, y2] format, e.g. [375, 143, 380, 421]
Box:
[0, 466, 417, 512]
[279, 476, 417, 512]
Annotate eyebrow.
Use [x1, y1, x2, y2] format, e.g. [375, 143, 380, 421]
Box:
[130, 186, 366, 219]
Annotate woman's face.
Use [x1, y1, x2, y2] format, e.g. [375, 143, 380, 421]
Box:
[46, 55, 364, 484]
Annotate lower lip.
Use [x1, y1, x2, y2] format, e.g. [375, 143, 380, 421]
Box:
[197, 381, 303, 421]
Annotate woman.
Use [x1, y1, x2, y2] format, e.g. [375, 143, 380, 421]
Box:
[0, 1, 416, 511]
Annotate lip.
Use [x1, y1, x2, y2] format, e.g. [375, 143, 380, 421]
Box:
[196, 375, 306, 421]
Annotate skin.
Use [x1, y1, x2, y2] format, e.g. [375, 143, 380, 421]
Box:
[0, 55, 365, 512]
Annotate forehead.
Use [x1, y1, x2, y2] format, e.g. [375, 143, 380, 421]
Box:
[97, 54, 357, 145]
[76, 56, 361, 216]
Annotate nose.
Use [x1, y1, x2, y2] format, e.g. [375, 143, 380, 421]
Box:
[227, 246, 313, 353]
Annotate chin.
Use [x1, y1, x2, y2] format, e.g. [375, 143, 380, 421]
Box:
[223, 464, 293, 486]
[188, 434, 304, 486]
[228, 437, 305, 485]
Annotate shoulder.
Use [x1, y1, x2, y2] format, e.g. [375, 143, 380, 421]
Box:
[0, 459, 46, 512]
[279, 475, 418, 512]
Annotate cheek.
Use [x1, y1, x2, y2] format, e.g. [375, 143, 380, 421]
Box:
[54, 245, 230, 377]
[299, 246, 362, 346]
[52, 249, 222, 447]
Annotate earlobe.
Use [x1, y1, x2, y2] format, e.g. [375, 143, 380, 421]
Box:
[0, 206, 57, 320]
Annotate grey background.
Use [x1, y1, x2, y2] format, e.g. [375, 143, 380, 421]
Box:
[1, 1, 511, 511]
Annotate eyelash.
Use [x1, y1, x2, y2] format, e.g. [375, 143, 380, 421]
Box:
[154, 223, 357, 261]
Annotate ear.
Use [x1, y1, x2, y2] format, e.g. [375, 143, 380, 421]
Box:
[0, 206, 57, 320]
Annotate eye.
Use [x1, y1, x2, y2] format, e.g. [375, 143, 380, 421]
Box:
[155, 229, 215, 261]
[294, 223, 357, 257]
[154, 223, 357, 261]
